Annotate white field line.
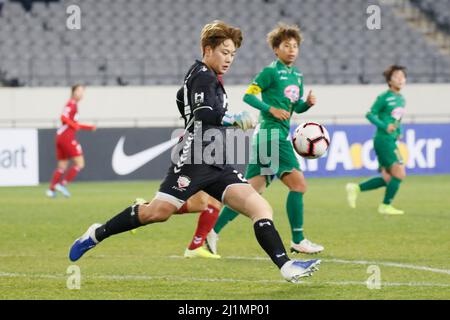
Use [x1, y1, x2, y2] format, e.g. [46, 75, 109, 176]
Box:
[172, 255, 450, 276]
[1, 253, 449, 275]
[0, 271, 449, 288]
[1, 254, 449, 288]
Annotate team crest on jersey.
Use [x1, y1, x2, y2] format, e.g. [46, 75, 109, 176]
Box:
[391, 107, 406, 120]
[194, 92, 204, 104]
[284, 85, 300, 103]
[177, 175, 191, 190]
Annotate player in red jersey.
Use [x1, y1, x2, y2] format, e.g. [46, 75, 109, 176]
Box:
[46, 84, 96, 198]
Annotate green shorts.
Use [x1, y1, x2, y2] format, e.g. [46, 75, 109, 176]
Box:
[374, 137, 403, 170]
[245, 134, 300, 186]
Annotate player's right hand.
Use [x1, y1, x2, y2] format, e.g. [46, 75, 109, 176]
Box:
[269, 107, 290, 121]
[306, 90, 316, 107]
[387, 124, 397, 133]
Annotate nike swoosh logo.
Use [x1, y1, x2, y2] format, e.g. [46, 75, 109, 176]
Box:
[112, 136, 179, 175]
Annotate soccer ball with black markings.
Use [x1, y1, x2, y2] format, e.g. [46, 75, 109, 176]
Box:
[292, 122, 330, 159]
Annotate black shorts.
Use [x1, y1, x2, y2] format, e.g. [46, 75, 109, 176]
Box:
[157, 163, 248, 208]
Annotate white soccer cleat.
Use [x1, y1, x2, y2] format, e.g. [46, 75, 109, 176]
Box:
[290, 239, 324, 254]
[205, 229, 219, 255]
[346, 183, 360, 209]
[280, 259, 321, 283]
[55, 183, 71, 197]
[46, 189, 56, 198]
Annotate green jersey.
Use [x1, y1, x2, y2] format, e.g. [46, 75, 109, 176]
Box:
[366, 90, 406, 140]
[244, 59, 310, 140]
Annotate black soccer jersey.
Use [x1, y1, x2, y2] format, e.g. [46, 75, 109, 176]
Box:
[177, 60, 228, 130]
[159, 60, 247, 204]
[175, 60, 230, 168]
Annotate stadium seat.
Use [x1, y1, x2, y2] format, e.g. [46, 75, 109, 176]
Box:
[0, 0, 448, 86]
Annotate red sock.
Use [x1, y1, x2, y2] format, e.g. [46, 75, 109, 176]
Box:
[61, 166, 81, 185]
[188, 205, 219, 250]
[50, 168, 65, 190]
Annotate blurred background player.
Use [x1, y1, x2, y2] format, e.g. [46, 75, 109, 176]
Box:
[46, 84, 96, 198]
[346, 65, 407, 215]
[179, 191, 222, 259]
[135, 191, 222, 259]
[69, 21, 321, 283]
[206, 23, 324, 256]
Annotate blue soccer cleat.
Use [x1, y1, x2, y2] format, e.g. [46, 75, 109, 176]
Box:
[55, 183, 71, 198]
[69, 223, 101, 262]
[280, 259, 321, 283]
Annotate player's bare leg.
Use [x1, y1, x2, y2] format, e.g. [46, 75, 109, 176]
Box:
[249, 175, 268, 194]
[58, 160, 69, 170]
[381, 168, 392, 184]
[57, 156, 84, 196]
[281, 170, 323, 254]
[222, 184, 321, 282]
[137, 199, 178, 223]
[180, 191, 210, 213]
[206, 175, 266, 254]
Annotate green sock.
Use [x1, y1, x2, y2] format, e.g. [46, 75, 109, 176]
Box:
[286, 191, 304, 244]
[359, 177, 386, 192]
[213, 206, 239, 234]
[383, 177, 402, 205]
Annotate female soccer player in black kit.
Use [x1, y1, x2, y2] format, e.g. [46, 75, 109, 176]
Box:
[69, 21, 320, 283]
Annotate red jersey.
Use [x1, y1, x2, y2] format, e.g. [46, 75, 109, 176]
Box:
[56, 99, 95, 139]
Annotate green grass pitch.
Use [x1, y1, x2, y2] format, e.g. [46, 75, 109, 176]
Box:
[0, 176, 449, 299]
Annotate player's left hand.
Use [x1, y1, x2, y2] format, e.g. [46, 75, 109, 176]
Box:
[306, 90, 316, 107]
[386, 124, 397, 133]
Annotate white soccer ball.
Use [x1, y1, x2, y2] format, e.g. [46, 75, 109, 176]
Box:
[292, 122, 331, 159]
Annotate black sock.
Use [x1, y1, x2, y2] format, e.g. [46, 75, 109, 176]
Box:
[253, 218, 290, 269]
[95, 205, 143, 242]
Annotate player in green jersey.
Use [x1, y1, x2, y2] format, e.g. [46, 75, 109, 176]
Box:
[346, 65, 407, 215]
[206, 23, 324, 255]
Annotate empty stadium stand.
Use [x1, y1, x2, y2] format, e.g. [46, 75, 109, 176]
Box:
[0, 0, 449, 86]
